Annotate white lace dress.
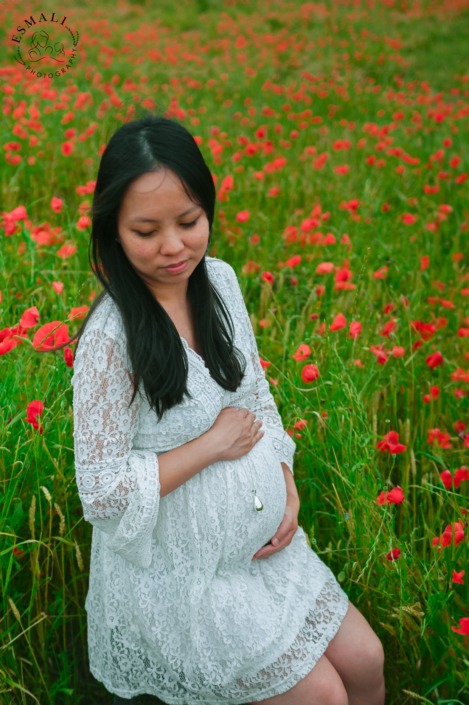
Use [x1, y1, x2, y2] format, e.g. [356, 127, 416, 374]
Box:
[71, 255, 349, 703]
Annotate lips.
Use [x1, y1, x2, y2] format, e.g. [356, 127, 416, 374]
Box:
[164, 259, 189, 273]
[165, 260, 187, 269]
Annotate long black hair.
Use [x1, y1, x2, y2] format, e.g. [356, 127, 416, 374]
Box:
[59, 111, 246, 421]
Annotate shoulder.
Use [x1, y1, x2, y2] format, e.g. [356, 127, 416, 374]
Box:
[73, 292, 129, 372]
[205, 256, 243, 297]
[80, 292, 125, 342]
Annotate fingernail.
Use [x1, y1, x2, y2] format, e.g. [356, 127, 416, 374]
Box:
[272, 538, 279, 546]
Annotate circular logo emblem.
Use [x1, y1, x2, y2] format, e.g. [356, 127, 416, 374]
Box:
[11, 12, 79, 79]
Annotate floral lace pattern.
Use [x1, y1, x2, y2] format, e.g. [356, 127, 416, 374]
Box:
[72, 256, 349, 702]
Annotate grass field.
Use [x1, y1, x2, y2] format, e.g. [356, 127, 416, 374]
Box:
[1, 0, 469, 703]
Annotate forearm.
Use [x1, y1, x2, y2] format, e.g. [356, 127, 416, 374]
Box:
[158, 430, 221, 499]
[281, 461, 300, 508]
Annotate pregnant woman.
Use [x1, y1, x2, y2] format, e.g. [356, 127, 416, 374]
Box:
[67, 114, 386, 704]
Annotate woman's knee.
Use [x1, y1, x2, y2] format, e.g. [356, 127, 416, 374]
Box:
[358, 631, 385, 678]
[301, 654, 349, 705]
[345, 632, 385, 689]
[315, 678, 349, 705]
[325, 602, 385, 685]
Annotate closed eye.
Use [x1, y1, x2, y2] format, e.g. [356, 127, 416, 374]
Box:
[134, 219, 198, 238]
[181, 219, 198, 228]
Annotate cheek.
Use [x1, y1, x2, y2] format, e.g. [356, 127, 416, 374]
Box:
[123, 239, 156, 262]
[192, 221, 210, 247]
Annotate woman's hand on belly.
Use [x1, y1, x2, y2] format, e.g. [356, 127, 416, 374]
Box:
[251, 501, 299, 560]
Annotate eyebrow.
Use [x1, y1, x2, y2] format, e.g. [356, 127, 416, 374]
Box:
[130, 205, 200, 223]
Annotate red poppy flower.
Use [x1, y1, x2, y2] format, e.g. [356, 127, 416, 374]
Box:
[316, 262, 334, 274]
[33, 322, 69, 351]
[261, 271, 274, 285]
[61, 141, 74, 157]
[292, 344, 311, 361]
[19, 306, 40, 329]
[0, 328, 18, 356]
[425, 351, 443, 370]
[386, 548, 401, 561]
[76, 216, 91, 230]
[285, 255, 301, 268]
[51, 197, 63, 213]
[454, 467, 469, 488]
[390, 346, 405, 358]
[330, 313, 346, 331]
[401, 213, 417, 225]
[26, 399, 44, 434]
[452, 570, 465, 584]
[301, 364, 319, 383]
[373, 266, 388, 279]
[68, 306, 89, 321]
[376, 431, 407, 454]
[349, 321, 362, 339]
[380, 318, 397, 337]
[64, 346, 74, 368]
[259, 357, 271, 370]
[452, 618, 469, 635]
[370, 344, 388, 364]
[441, 522, 465, 548]
[377, 486, 405, 505]
[439, 470, 453, 490]
[57, 244, 77, 258]
[334, 268, 352, 283]
[427, 427, 452, 448]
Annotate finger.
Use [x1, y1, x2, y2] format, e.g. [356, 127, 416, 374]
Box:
[252, 546, 276, 559]
[272, 528, 295, 551]
[252, 532, 295, 559]
[260, 529, 297, 556]
[253, 546, 280, 560]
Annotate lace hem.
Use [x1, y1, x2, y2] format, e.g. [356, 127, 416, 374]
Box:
[90, 575, 349, 703]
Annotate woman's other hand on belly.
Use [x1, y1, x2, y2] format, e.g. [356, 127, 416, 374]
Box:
[251, 501, 299, 561]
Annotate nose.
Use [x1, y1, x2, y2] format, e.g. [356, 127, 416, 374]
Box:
[158, 229, 186, 256]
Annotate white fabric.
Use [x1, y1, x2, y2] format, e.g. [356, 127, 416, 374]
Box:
[71, 256, 349, 703]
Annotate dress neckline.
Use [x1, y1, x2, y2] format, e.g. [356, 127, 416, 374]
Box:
[180, 335, 209, 371]
[180, 335, 226, 391]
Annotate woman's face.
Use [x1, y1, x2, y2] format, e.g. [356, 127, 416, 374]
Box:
[117, 168, 210, 306]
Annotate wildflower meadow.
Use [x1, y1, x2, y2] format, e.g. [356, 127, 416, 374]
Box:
[1, 0, 469, 702]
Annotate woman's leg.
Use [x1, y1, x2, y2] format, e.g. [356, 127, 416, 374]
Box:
[325, 601, 386, 705]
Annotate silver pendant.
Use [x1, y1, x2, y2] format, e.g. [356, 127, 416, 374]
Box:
[253, 490, 263, 512]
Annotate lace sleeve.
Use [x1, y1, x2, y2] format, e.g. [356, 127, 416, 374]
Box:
[71, 326, 160, 569]
[226, 265, 297, 476]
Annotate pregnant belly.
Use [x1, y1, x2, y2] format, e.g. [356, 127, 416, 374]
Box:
[153, 433, 288, 594]
[219, 432, 288, 570]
